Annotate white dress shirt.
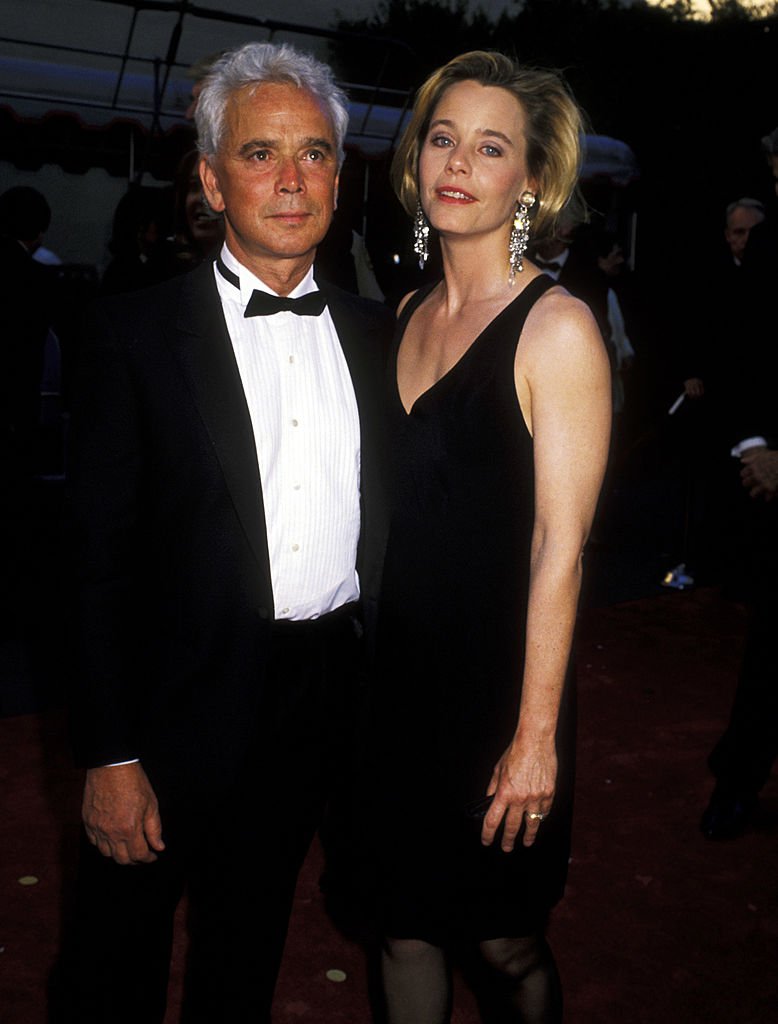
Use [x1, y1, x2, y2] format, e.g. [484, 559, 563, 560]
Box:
[215, 245, 361, 620]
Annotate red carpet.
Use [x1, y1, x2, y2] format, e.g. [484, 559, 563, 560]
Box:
[2, 587, 777, 1022]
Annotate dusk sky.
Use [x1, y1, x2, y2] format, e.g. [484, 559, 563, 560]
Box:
[257, 0, 762, 25]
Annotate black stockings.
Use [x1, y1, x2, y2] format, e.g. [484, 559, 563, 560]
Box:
[381, 938, 452, 1024]
[477, 935, 563, 1023]
[381, 933, 562, 1024]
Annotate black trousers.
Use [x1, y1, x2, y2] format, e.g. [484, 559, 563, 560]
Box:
[709, 499, 778, 796]
[52, 606, 363, 1024]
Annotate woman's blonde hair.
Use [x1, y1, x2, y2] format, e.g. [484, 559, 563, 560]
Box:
[391, 50, 585, 239]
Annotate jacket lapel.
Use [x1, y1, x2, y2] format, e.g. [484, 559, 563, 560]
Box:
[167, 263, 274, 610]
[319, 281, 391, 633]
[319, 281, 387, 439]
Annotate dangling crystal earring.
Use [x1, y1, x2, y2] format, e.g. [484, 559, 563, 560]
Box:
[508, 190, 536, 284]
[413, 202, 430, 270]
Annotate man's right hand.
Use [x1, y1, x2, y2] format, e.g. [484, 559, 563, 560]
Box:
[741, 447, 778, 501]
[82, 762, 165, 865]
[683, 377, 705, 399]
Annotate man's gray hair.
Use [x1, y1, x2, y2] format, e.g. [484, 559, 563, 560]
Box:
[725, 196, 766, 224]
[196, 42, 350, 166]
[761, 126, 778, 156]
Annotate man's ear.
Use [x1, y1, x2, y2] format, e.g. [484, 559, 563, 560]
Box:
[199, 156, 226, 214]
[333, 173, 340, 212]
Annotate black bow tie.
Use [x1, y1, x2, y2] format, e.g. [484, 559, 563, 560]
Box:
[216, 255, 326, 317]
[534, 258, 562, 272]
[244, 289, 327, 317]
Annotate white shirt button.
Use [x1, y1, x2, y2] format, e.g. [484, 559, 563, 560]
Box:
[291, 543, 300, 552]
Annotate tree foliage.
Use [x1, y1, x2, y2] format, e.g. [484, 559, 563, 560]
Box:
[329, 0, 778, 224]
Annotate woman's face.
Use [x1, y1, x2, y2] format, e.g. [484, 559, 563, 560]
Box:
[418, 79, 535, 242]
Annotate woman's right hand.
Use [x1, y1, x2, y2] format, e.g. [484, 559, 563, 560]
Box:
[481, 732, 557, 852]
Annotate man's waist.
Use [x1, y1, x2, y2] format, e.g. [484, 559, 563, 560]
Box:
[270, 600, 362, 637]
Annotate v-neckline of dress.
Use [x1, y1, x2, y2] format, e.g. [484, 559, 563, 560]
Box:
[396, 276, 550, 417]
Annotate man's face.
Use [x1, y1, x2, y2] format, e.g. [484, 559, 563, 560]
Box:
[200, 82, 339, 277]
[724, 205, 765, 262]
[769, 154, 778, 199]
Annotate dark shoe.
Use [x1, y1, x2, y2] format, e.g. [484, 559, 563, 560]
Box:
[700, 785, 757, 840]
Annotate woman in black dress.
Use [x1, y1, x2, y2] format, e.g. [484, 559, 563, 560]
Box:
[374, 52, 611, 1022]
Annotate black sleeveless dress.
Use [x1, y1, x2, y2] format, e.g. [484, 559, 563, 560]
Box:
[373, 275, 576, 943]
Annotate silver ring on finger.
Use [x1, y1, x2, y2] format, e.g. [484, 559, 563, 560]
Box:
[526, 811, 546, 821]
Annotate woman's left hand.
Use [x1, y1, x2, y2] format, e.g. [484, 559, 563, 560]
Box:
[481, 736, 557, 852]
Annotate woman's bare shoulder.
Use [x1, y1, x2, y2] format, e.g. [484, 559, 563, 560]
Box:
[521, 285, 605, 367]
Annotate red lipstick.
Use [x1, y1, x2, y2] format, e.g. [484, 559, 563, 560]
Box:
[435, 186, 476, 203]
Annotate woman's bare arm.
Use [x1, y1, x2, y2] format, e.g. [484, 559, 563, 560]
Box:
[481, 291, 611, 852]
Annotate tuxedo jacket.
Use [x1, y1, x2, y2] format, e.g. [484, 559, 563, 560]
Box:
[735, 220, 778, 446]
[66, 259, 394, 796]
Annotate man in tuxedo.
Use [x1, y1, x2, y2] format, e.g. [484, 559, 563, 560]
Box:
[681, 197, 766, 400]
[700, 297, 778, 836]
[700, 131, 778, 839]
[56, 41, 392, 1022]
